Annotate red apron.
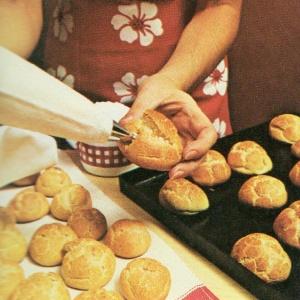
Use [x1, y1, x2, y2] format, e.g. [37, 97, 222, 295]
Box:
[44, 0, 232, 137]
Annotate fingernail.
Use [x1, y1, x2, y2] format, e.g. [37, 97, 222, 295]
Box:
[171, 170, 184, 179]
[184, 150, 198, 160]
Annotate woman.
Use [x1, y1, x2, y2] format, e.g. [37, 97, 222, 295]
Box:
[0, 0, 242, 178]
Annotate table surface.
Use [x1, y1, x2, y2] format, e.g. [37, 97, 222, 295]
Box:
[67, 150, 257, 300]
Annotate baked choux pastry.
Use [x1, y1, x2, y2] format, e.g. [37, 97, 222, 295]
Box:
[227, 140, 273, 175]
[273, 200, 300, 249]
[231, 233, 291, 283]
[35, 166, 72, 197]
[74, 288, 124, 300]
[238, 175, 287, 209]
[159, 178, 209, 215]
[51, 184, 92, 221]
[0, 259, 24, 300]
[289, 161, 300, 187]
[61, 238, 116, 290]
[10, 272, 71, 300]
[291, 140, 300, 158]
[192, 150, 231, 186]
[0, 226, 27, 263]
[104, 219, 151, 258]
[269, 113, 300, 144]
[67, 208, 107, 240]
[8, 188, 49, 222]
[119, 257, 171, 300]
[29, 223, 77, 266]
[118, 109, 183, 171]
[0, 206, 16, 230]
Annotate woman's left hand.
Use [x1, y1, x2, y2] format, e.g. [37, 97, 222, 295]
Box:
[120, 73, 218, 179]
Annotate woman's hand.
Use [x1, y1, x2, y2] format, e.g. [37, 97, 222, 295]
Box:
[120, 73, 218, 179]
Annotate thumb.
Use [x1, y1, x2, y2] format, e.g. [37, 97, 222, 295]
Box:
[119, 95, 157, 126]
[119, 105, 142, 126]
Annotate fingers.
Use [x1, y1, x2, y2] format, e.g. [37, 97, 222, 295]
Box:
[169, 159, 200, 179]
[159, 92, 218, 160]
[167, 96, 217, 179]
[183, 125, 218, 160]
[169, 126, 217, 179]
[157, 91, 197, 117]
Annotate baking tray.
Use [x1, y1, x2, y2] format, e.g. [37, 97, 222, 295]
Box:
[119, 121, 300, 300]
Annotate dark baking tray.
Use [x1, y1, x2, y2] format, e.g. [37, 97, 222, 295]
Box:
[119, 121, 300, 300]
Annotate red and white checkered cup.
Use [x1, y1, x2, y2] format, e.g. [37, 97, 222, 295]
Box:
[77, 102, 137, 177]
[77, 140, 136, 177]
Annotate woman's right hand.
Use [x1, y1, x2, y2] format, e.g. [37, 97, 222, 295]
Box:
[120, 73, 218, 179]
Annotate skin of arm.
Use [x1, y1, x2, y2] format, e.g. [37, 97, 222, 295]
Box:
[121, 0, 243, 178]
[0, 0, 43, 58]
[159, 0, 243, 90]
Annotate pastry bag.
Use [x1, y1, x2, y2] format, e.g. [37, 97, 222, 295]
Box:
[0, 46, 113, 144]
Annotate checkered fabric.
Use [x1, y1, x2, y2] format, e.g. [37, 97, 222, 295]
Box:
[78, 142, 130, 168]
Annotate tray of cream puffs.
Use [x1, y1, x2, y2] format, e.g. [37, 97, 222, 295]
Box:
[0, 147, 209, 300]
[119, 111, 300, 300]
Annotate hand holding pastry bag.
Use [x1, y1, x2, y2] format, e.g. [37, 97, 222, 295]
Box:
[0, 46, 112, 144]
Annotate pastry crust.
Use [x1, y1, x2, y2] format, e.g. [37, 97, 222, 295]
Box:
[273, 200, 300, 249]
[0, 259, 24, 300]
[51, 184, 92, 221]
[74, 288, 124, 300]
[10, 272, 71, 300]
[289, 161, 300, 187]
[61, 238, 116, 290]
[227, 140, 273, 175]
[35, 166, 72, 197]
[192, 150, 231, 186]
[103, 219, 151, 258]
[67, 208, 107, 240]
[29, 223, 77, 266]
[159, 178, 209, 215]
[118, 110, 183, 171]
[8, 188, 49, 222]
[269, 114, 300, 144]
[119, 257, 171, 300]
[238, 175, 287, 209]
[291, 140, 300, 158]
[231, 233, 291, 283]
[0, 226, 27, 263]
[0, 206, 16, 230]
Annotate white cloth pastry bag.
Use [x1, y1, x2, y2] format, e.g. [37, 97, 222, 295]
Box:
[0, 46, 113, 144]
